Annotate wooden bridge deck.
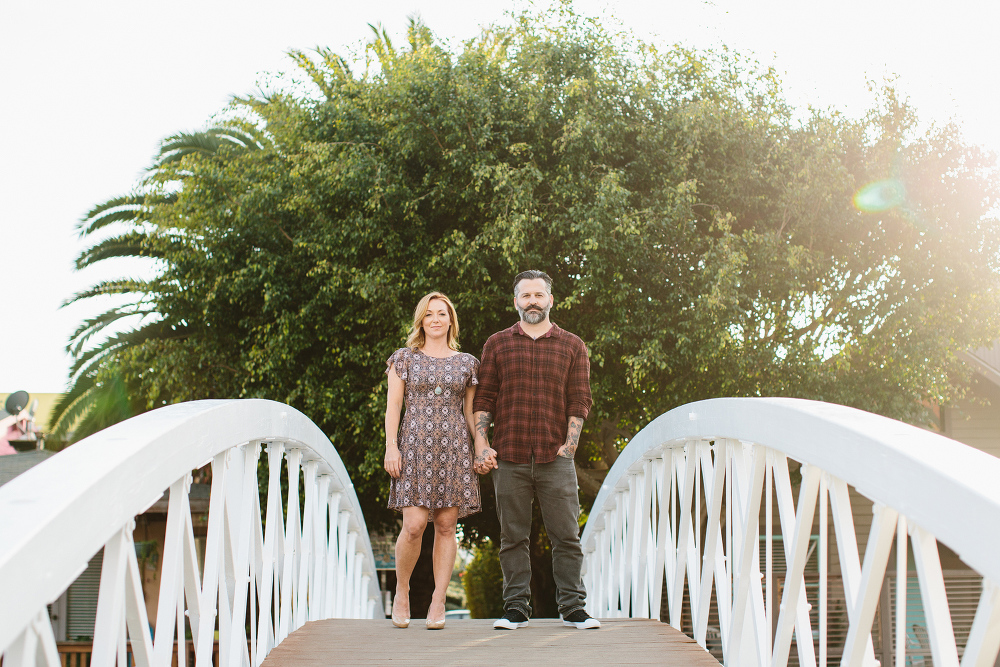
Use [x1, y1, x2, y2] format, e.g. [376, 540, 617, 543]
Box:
[261, 618, 721, 666]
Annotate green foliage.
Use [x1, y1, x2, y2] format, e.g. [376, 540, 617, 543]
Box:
[59, 6, 1000, 532]
[50, 364, 138, 443]
[463, 540, 505, 619]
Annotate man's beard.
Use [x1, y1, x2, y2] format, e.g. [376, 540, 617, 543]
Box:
[517, 303, 550, 324]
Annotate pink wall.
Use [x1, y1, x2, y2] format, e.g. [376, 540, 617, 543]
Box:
[0, 423, 20, 455]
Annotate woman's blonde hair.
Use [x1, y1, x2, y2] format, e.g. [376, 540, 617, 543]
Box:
[405, 292, 460, 351]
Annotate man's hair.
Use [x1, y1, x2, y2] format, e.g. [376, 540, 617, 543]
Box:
[512, 270, 553, 296]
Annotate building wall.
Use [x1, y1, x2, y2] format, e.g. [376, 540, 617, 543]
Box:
[0, 392, 63, 429]
[943, 375, 1000, 459]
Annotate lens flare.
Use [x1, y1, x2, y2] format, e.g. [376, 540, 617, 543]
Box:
[853, 178, 905, 212]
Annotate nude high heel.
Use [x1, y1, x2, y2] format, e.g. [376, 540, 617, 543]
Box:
[391, 596, 410, 628]
[426, 601, 446, 629]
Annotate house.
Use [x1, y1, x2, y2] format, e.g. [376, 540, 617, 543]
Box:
[945, 344, 1000, 457]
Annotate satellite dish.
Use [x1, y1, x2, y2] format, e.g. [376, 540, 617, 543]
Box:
[5, 391, 29, 415]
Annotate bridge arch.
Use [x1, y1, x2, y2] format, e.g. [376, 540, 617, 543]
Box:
[581, 397, 1000, 666]
[0, 399, 382, 667]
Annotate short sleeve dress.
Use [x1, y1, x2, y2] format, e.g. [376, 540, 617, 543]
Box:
[386, 347, 481, 520]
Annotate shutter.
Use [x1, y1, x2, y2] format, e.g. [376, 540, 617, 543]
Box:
[657, 542, 983, 664]
[887, 571, 983, 664]
[66, 549, 103, 640]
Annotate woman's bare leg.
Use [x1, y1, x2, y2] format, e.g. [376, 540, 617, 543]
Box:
[394, 506, 430, 619]
[428, 507, 459, 622]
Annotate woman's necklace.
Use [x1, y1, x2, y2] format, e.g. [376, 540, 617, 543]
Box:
[421, 347, 448, 395]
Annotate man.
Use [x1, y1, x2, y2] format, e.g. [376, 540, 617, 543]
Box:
[472, 270, 600, 630]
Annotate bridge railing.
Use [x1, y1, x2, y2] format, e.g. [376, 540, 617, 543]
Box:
[0, 399, 383, 667]
[581, 397, 1000, 667]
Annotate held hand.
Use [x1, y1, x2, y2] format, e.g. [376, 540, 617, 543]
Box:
[474, 442, 498, 474]
[384, 445, 403, 479]
[474, 449, 498, 474]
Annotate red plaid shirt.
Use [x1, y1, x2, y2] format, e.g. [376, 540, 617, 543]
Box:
[473, 321, 592, 464]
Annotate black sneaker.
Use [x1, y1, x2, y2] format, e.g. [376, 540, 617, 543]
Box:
[562, 609, 601, 629]
[493, 609, 530, 629]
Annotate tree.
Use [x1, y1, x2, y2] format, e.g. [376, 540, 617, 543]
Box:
[64, 6, 999, 591]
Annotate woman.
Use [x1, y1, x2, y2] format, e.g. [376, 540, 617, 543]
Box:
[384, 292, 486, 629]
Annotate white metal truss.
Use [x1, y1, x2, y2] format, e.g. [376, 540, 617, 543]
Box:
[0, 399, 383, 667]
[581, 397, 1000, 667]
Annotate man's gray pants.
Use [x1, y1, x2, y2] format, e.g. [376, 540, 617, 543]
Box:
[493, 456, 587, 618]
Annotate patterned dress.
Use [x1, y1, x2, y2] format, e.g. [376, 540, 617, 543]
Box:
[386, 347, 481, 519]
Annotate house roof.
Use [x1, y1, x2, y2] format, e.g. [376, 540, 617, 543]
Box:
[145, 483, 211, 513]
[0, 450, 56, 486]
[964, 342, 1000, 389]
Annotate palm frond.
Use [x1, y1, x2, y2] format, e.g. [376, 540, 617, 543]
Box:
[289, 49, 337, 101]
[65, 353, 110, 390]
[207, 125, 268, 150]
[406, 16, 434, 51]
[231, 93, 274, 114]
[157, 131, 229, 163]
[63, 279, 157, 306]
[47, 372, 98, 437]
[367, 23, 397, 67]
[318, 48, 353, 82]
[77, 194, 148, 236]
[157, 127, 266, 165]
[139, 190, 179, 207]
[69, 307, 131, 343]
[67, 372, 134, 443]
[80, 194, 142, 222]
[68, 306, 155, 357]
[217, 116, 274, 151]
[75, 230, 163, 270]
[68, 321, 189, 377]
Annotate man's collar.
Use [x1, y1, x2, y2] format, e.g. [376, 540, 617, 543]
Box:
[512, 321, 559, 339]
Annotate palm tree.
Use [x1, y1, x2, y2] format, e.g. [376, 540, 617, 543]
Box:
[48, 125, 268, 441]
[48, 21, 430, 442]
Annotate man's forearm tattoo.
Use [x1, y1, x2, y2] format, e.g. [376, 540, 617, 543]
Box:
[475, 412, 492, 440]
[566, 417, 583, 444]
[561, 416, 584, 458]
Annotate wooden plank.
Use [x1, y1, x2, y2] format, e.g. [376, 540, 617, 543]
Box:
[261, 619, 722, 666]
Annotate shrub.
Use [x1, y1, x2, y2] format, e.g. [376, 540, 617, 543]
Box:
[463, 540, 504, 619]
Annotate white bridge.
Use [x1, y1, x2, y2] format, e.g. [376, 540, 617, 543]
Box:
[582, 398, 1000, 666]
[0, 400, 382, 667]
[2, 397, 1000, 666]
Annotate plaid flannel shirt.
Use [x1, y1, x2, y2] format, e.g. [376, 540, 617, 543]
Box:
[473, 321, 592, 464]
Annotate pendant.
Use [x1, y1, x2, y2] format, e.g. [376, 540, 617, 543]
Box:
[434, 386, 443, 395]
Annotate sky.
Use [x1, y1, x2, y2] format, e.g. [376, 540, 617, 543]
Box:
[2, 0, 998, 394]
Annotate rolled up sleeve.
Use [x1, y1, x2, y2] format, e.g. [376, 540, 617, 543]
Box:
[566, 340, 593, 420]
[472, 337, 499, 415]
